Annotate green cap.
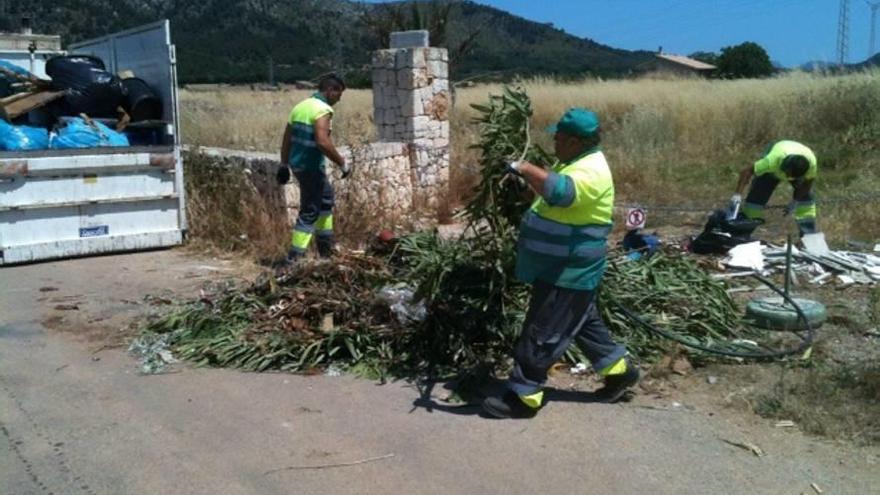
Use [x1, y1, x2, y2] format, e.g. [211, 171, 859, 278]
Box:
[546, 108, 600, 137]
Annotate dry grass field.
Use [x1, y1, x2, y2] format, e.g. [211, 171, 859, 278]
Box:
[181, 71, 880, 243]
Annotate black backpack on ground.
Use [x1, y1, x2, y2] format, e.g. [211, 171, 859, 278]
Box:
[689, 210, 763, 255]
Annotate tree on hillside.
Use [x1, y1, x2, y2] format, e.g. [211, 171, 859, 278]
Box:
[359, 0, 484, 70]
[716, 42, 774, 79]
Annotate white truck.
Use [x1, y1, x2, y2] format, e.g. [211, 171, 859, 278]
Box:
[0, 20, 185, 265]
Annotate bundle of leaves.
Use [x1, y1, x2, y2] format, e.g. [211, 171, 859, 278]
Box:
[393, 232, 529, 371]
[463, 85, 553, 228]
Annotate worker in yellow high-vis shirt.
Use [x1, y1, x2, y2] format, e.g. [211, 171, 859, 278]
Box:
[278, 74, 351, 263]
[731, 140, 818, 236]
[481, 108, 639, 420]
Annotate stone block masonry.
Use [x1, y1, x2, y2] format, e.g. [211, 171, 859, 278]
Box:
[372, 41, 450, 211]
[390, 30, 430, 49]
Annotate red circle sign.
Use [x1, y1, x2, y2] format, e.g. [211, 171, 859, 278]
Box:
[626, 208, 646, 228]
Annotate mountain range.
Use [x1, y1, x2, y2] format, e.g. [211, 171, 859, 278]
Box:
[6, 1, 876, 85]
[800, 53, 880, 72]
[2, 0, 655, 85]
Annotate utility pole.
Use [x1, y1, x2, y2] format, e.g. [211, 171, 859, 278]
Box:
[868, 1, 880, 57]
[837, 0, 851, 64]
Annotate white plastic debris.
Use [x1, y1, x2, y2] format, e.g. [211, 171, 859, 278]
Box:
[570, 362, 589, 375]
[725, 241, 765, 271]
[756, 242, 880, 286]
[801, 233, 830, 256]
[379, 286, 427, 324]
[128, 332, 180, 375]
[157, 350, 179, 364]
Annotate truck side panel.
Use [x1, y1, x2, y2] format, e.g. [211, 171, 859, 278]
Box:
[0, 20, 185, 265]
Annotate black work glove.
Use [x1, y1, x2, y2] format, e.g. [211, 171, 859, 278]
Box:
[276, 164, 291, 185]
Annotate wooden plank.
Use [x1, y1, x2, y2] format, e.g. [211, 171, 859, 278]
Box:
[0, 91, 34, 106]
[0, 90, 65, 120]
[0, 67, 51, 88]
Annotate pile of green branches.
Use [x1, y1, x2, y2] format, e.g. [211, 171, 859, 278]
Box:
[139, 85, 778, 377]
[141, 255, 412, 377]
[600, 252, 768, 360]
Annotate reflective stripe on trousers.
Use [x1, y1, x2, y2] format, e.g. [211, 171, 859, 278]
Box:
[291, 168, 335, 251]
[315, 212, 333, 237]
[508, 281, 627, 396]
[291, 230, 312, 253]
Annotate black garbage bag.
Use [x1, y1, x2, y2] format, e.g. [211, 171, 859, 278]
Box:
[690, 209, 763, 255]
[46, 55, 125, 118]
[46, 55, 105, 79]
[121, 77, 162, 121]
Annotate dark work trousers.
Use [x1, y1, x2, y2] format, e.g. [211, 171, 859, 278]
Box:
[291, 168, 335, 255]
[743, 174, 817, 234]
[508, 280, 627, 396]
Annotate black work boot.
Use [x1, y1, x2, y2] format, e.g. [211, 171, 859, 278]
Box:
[595, 361, 640, 403]
[316, 235, 335, 258]
[481, 391, 542, 419]
[285, 248, 303, 265]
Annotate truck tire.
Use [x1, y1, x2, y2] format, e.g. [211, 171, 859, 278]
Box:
[121, 77, 162, 121]
[745, 296, 826, 331]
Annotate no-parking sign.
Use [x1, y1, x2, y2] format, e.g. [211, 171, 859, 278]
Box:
[625, 207, 647, 230]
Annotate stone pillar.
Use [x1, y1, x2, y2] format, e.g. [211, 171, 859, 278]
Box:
[371, 30, 450, 210]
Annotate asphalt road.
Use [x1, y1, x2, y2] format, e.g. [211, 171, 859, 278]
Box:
[2, 249, 878, 494]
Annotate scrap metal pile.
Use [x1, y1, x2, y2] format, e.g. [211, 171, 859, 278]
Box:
[723, 234, 880, 286]
[136, 86, 810, 376]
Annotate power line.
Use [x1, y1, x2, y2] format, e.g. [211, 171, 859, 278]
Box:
[838, 0, 851, 64]
[868, 1, 880, 58]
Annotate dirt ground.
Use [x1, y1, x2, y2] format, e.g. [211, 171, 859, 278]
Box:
[2, 247, 879, 494]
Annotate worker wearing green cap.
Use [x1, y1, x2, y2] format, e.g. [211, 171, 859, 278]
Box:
[731, 140, 818, 236]
[482, 108, 639, 419]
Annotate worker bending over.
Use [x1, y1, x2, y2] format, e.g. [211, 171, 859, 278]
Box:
[732, 140, 818, 236]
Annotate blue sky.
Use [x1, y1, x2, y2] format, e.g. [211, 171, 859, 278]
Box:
[368, 1, 879, 66]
